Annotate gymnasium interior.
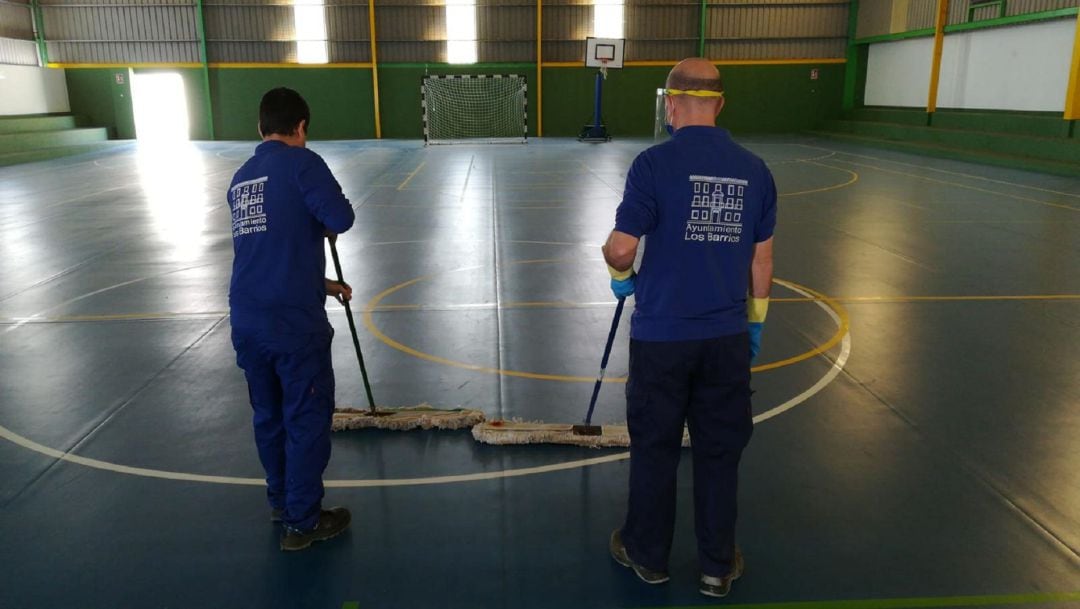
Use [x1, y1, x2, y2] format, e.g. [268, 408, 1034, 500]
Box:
[0, 1, 1078, 608]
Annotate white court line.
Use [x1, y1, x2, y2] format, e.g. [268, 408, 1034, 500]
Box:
[0, 281, 850, 488]
[797, 143, 1080, 200]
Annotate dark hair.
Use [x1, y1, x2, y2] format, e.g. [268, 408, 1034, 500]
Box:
[259, 87, 311, 137]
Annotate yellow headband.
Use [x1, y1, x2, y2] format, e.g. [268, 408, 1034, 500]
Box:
[664, 89, 724, 98]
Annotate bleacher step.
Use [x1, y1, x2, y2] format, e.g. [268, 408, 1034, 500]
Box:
[808, 130, 1080, 178]
[821, 119, 1080, 164]
[0, 115, 78, 134]
[0, 127, 109, 152]
[0, 142, 128, 168]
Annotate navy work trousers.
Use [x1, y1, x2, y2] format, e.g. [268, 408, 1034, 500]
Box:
[232, 328, 336, 532]
[621, 332, 753, 578]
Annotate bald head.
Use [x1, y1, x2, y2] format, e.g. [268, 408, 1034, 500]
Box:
[664, 58, 725, 130]
[665, 58, 723, 94]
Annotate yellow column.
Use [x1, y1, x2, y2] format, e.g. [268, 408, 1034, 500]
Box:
[536, 0, 543, 137]
[1065, 9, 1080, 120]
[369, 0, 383, 138]
[926, 0, 949, 114]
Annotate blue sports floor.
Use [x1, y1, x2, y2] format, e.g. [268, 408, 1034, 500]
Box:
[0, 137, 1078, 609]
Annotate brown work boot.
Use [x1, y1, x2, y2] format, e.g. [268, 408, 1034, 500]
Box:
[609, 529, 670, 584]
[699, 546, 744, 598]
[280, 507, 351, 551]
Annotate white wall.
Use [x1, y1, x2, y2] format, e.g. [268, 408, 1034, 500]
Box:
[865, 36, 934, 108]
[0, 65, 70, 116]
[864, 17, 1077, 112]
[938, 18, 1074, 112]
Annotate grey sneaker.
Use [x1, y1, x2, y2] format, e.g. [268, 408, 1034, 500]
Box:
[700, 546, 744, 598]
[270, 508, 283, 523]
[609, 529, 670, 584]
[280, 507, 351, 551]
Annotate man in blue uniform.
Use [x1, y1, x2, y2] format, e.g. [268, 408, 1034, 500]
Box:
[228, 88, 356, 551]
[603, 59, 776, 597]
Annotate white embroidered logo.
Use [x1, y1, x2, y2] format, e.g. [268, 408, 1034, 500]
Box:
[230, 176, 268, 238]
[684, 175, 746, 243]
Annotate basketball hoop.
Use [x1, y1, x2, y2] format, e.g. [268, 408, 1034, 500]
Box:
[580, 37, 623, 142]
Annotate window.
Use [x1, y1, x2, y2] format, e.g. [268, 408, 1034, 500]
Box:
[132, 72, 189, 142]
[593, 0, 624, 39]
[446, 0, 477, 64]
[295, 0, 328, 64]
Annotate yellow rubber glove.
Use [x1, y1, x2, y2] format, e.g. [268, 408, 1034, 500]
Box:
[748, 297, 769, 361]
[608, 265, 635, 299]
[747, 297, 769, 324]
[607, 265, 633, 281]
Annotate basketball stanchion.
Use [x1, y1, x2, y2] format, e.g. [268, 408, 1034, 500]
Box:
[579, 36, 624, 143]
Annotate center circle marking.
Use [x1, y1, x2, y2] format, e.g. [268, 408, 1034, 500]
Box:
[362, 260, 847, 382]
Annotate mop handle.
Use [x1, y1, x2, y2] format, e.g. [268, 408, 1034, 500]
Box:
[584, 297, 626, 426]
[329, 239, 377, 412]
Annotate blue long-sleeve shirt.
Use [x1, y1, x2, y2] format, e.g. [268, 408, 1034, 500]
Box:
[227, 140, 355, 336]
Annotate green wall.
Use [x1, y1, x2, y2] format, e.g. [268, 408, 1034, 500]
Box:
[64, 68, 135, 139]
[64, 68, 211, 140]
[66, 62, 845, 141]
[543, 63, 845, 136]
[210, 68, 376, 140]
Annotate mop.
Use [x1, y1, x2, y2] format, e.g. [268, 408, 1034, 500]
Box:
[328, 240, 485, 432]
[471, 299, 691, 448]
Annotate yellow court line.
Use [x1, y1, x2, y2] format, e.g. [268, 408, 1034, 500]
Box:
[396, 160, 427, 191]
[831, 294, 1080, 303]
[814, 158, 1080, 212]
[778, 161, 859, 197]
[797, 143, 1080, 200]
[361, 270, 848, 381]
[5, 294, 1074, 325]
[753, 280, 849, 373]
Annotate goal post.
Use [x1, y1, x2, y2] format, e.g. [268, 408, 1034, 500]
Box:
[421, 74, 528, 145]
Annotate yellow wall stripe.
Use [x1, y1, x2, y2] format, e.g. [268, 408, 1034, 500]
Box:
[51, 59, 844, 71]
[543, 58, 846, 68]
[49, 62, 201, 69]
[210, 62, 374, 69]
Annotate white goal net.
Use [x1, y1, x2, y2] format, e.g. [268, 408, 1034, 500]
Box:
[422, 74, 528, 144]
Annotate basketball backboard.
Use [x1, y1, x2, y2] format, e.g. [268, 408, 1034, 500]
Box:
[585, 37, 624, 69]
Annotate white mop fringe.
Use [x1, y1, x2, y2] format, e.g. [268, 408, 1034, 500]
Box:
[333, 409, 692, 448]
[470, 420, 691, 448]
[332, 404, 486, 432]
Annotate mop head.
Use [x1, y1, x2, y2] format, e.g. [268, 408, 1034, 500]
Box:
[471, 420, 692, 448]
[333, 404, 486, 432]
